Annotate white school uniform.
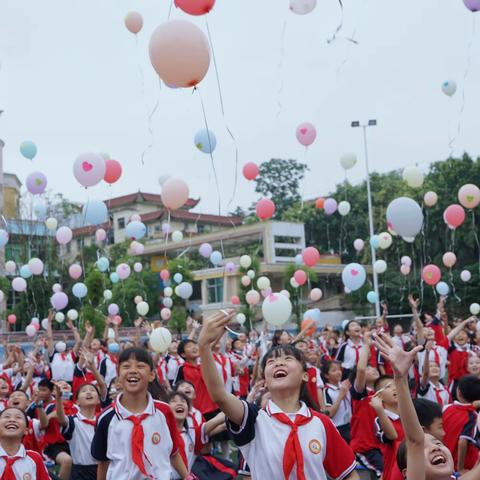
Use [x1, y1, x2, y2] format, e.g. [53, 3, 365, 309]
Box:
[417, 343, 448, 379]
[226, 399, 356, 480]
[171, 423, 207, 479]
[335, 339, 363, 370]
[418, 381, 451, 408]
[50, 350, 77, 382]
[166, 356, 184, 382]
[0, 444, 50, 480]
[61, 412, 97, 465]
[324, 383, 352, 427]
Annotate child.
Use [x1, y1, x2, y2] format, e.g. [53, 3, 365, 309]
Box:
[335, 320, 364, 374]
[175, 380, 204, 428]
[0, 407, 50, 479]
[91, 347, 190, 480]
[412, 398, 445, 441]
[199, 310, 358, 480]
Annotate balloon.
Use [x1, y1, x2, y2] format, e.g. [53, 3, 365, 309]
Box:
[236, 313, 246, 325]
[323, 198, 337, 215]
[424, 191, 438, 207]
[247, 270, 255, 279]
[26, 172, 47, 194]
[353, 239, 364, 251]
[103, 289, 113, 300]
[458, 184, 480, 209]
[230, 295, 240, 305]
[41, 318, 49, 330]
[177, 282, 193, 299]
[110, 272, 119, 284]
[124, 11, 143, 34]
[7, 314, 16, 325]
[108, 304, 120, 316]
[293, 270, 307, 286]
[67, 309, 79, 321]
[443, 204, 465, 229]
[68, 264, 82, 280]
[51, 292, 68, 310]
[338, 201, 351, 216]
[290, 277, 299, 288]
[302, 247, 320, 267]
[301, 318, 316, 336]
[161, 177, 189, 210]
[367, 291, 378, 304]
[422, 265, 441, 286]
[295, 122, 316, 146]
[294, 254, 303, 265]
[436, 282, 450, 296]
[150, 327, 172, 353]
[12, 277, 27, 292]
[257, 277, 271, 290]
[72, 282, 88, 299]
[386, 197, 424, 237]
[256, 198, 275, 220]
[149, 20, 210, 88]
[342, 263, 366, 291]
[160, 308, 171, 321]
[20, 140, 37, 160]
[464, 0, 480, 12]
[45, 217, 58, 230]
[73, 152, 106, 188]
[134, 262, 143, 273]
[56, 226, 73, 245]
[96, 229, 107, 242]
[116, 263, 131, 280]
[175, 0, 215, 15]
[246, 290, 260, 306]
[25, 325, 36, 337]
[374, 260, 387, 274]
[378, 232, 392, 249]
[400, 265, 411, 276]
[441, 80, 457, 97]
[160, 270, 170, 281]
[113, 315, 122, 326]
[315, 198, 325, 209]
[96, 257, 110, 272]
[172, 231, 183, 243]
[290, 0, 317, 14]
[131, 241, 145, 255]
[0, 230, 8, 248]
[240, 255, 252, 269]
[20, 265, 32, 279]
[461, 270, 471, 282]
[52, 283, 62, 293]
[82, 200, 108, 225]
[134, 295, 143, 305]
[194, 129, 216, 154]
[130, 214, 141, 222]
[5, 261, 16, 274]
[280, 290, 290, 298]
[199, 243, 212, 258]
[163, 297, 173, 308]
[126, 221, 146, 240]
[242, 162, 259, 181]
[173, 273, 183, 283]
[402, 166, 424, 188]
[340, 153, 357, 170]
[262, 292, 292, 326]
[401, 256, 412, 267]
[309, 288, 322, 301]
[470, 303, 480, 315]
[210, 251, 222, 266]
[241, 275, 251, 287]
[53, 312, 65, 324]
[135, 301, 148, 316]
[28, 258, 44, 275]
[442, 252, 457, 268]
[224, 262, 236, 274]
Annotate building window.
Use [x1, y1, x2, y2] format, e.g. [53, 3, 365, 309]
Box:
[117, 217, 125, 229]
[154, 223, 161, 233]
[207, 278, 224, 304]
[197, 224, 205, 234]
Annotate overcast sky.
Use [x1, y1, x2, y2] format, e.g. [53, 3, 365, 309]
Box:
[1, 0, 479, 217]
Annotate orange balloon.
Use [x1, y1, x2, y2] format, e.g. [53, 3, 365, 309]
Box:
[315, 198, 325, 209]
[301, 318, 316, 337]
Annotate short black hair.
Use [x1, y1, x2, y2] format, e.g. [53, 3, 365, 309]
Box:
[320, 359, 341, 380]
[178, 339, 196, 358]
[292, 339, 308, 347]
[167, 391, 191, 410]
[232, 338, 245, 350]
[0, 407, 28, 427]
[374, 375, 393, 392]
[38, 379, 54, 391]
[458, 375, 480, 403]
[175, 380, 195, 391]
[76, 382, 101, 401]
[118, 347, 154, 370]
[413, 398, 442, 428]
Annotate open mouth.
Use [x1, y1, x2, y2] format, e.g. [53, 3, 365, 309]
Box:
[430, 454, 447, 466]
[273, 369, 288, 379]
[175, 405, 186, 414]
[126, 375, 140, 385]
[5, 423, 19, 431]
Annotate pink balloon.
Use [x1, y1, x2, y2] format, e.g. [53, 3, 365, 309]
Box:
[131, 214, 141, 222]
[296, 122, 317, 147]
[458, 184, 480, 209]
[443, 204, 465, 229]
[353, 239, 364, 251]
[256, 198, 275, 220]
[104, 159, 123, 185]
[28, 258, 44, 275]
[400, 264, 411, 276]
[241, 275, 251, 287]
[161, 178, 189, 210]
[323, 198, 337, 215]
[96, 229, 107, 242]
[174, 0, 215, 15]
[7, 314, 16, 325]
[134, 295, 143, 304]
[422, 264, 441, 286]
[51, 292, 69, 310]
[149, 20, 210, 88]
[32, 322, 40, 331]
[302, 247, 320, 267]
[56, 226, 73, 245]
[242, 162, 259, 181]
[116, 263, 131, 280]
[424, 191, 438, 207]
[293, 270, 307, 286]
[113, 315, 122, 326]
[124, 11, 143, 34]
[69, 264, 83, 280]
[26, 325, 36, 337]
[161, 308, 172, 321]
[442, 252, 457, 268]
[246, 290, 260, 306]
[12, 277, 27, 292]
[160, 269, 170, 281]
[231, 295, 240, 305]
[73, 152, 106, 188]
[132, 242, 145, 255]
[199, 243, 213, 258]
[309, 288, 322, 301]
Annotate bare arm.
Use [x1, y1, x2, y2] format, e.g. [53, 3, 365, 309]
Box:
[82, 322, 95, 349]
[20, 362, 35, 393]
[447, 319, 471, 341]
[409, 295, 424, 343]
[46, 310, 55, 356]
[204, 412, 226, 437]
[420, 342, 432, 388]
[83, 350, 108, 401]
[37, 404, 49, 430]
[170, 451, 189, 478]
[97, 461, 109, 480]
[66, 319, 82, 357]
[458, 438, 468, 473]
[53, 384, 68, 427]
[354, 333, 371, 393]
[371, 398, 398, 441]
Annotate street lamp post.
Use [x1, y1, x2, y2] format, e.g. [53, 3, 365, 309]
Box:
[351, 119, 380, 318]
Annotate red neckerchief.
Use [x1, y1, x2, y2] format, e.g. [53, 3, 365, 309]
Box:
[125, 414, 152, 478]
[213, 353, 228, 383]
[1, 455, 21, 480]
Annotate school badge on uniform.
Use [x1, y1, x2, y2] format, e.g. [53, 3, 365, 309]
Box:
[23, 474, 32, 480]
[151, 432, 161, 445]
[308, 439, 322, 455]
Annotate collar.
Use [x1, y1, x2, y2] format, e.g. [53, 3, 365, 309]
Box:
[0, 444, 26, 458]
[347, 339, 362, 347]
[326, 383, 339, 391]
[384, 409, 400, 420]
[76, 411, 96, 422]
[115, 393, 154, 419]
[453, 342, 470, 351]
[265, 400, 311, 418]
[453, 400, 475, 410]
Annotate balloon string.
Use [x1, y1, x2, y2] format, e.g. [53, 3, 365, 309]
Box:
[300, 147, 308, 211]
[140, 79, 162, 167]
[204, 18, 239, 208]
[168, 0, 174, 19]
[471, 210, 480, 275]
[276, 18, 287, 118]
[164, 210, 171, 258]
[327, 0, 345, 44]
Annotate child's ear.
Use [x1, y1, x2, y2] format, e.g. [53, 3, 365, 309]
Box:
[302, 371, 309, 383]
[148, 369, 156, 383]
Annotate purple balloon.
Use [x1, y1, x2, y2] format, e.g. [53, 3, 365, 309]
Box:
[108, 303, 119, 316]
[50, 292, 68, 311]
[464, 0, 480, 12]
[324, 198, 338, 215]
[162, 223, 171, 234]
[224, 262, 236, 273]
[26, 172, 47, 195]
[199, 243, 213, 258]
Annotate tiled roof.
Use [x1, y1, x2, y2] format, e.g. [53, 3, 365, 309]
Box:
[104, 192, 199, 209]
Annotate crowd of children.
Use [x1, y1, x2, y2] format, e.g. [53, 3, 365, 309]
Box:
[0, 294, 479, 479]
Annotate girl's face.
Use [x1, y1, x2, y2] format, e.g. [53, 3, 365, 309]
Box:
[347, 322, 361, 338]
[326, 363, 342, 385]
[295, 342, 308, 353]
[91, 339, 101, 351]
[278, 331, 291, 345]
[467, 355, 480, 376]
[77, 384, 100, 408]
[0, 408, 27, 439]
[169, 395, 189, 422]
[263, 353, 307, 395]
[0, 379, 10, 398]
[424, 433, 454, 479]
[176, 382, 195, 400]
[168, 341, 178, 355]
[305, 349, 318, 365]
[366, 366, 380, 384]
[393, 325, 403, 336]
[455, 330, 468, 346]
[424, 328, 435, 341]
[429, 362, 440, 379]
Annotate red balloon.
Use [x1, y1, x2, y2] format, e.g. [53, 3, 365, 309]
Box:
[443, 204, 465, 229]
[293, 270, 308, 286]
[242, 162, 259, 181]
[7, 314, 16, 325]
[113, 315, 122, 325]
[160, 269, 170, 281]
[231, 295, 240, 305]
[422, 264, 441, 286]
[174, 0, 215, 15]
[104, 159, 122, 184]
[256, 198, 275, 220]
[303, 247, 320, 267]
[315, 198, 325, 209]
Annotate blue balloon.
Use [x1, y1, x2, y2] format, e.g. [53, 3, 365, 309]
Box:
[126, 221, 146, 240]
[108, 342, 120, 353]
[0, 229, 9, 247]
[369, 235, 380, 249]
[33, 202, 48, 220]
[303, 308, 321, 323]
[294, 254, 303, 265]
[96, 257, 110, 272]
[82, 200, 108, 225]
[194, 129, 217, 154]
[20, 265, 32, 279]
[342, 263, 367, 292]
[210, 250, 222, 266]
[436, 281, 450, 296]
[72, 282, 88, 298]
[367, 291, 378, 304]
[20, 140, 37, 160]
[110, 272, 119, 284]
[173, 273, 183, 283]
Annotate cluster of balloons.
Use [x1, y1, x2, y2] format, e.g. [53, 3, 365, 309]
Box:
[400, 256, 412, 276]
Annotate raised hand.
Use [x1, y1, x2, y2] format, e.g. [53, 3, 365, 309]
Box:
[408, 294, 419, 311]
[369, 394, 383, 411]
[198, 309, 236, 347]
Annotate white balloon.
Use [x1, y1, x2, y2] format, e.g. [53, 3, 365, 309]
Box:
[67, 309, 79, 321]
[290, 277, 299, 289]
[353, 239, 364, 251]
[177, 282, 193, 300]
[460, 270, 471, 282]
[262, 292, 292, 326]
[402, 166, 424, 188]
[55, 341, 66, 353]
[136, 301, 149, 316]
[5, 261, 16, 274]
[290, 0, 317, 15]
[55, 312, 65, 323]
[386, 197, 424, 238]
[236, 313, 246, 325]
[374, 260, 387, 274]
[280, 289, 290, 298]
[340, 153, 357, 170]
[257, 276, 270, 290]
[172, 231, 183, 243]
[470, 303, 480, 315]
[164, 287, 173, 297]
[378, 232, 392, 249]
[158, 174, 171, 186]
[41, 318, 49, 330]
[247, 270, 256, 279]
[45, 217, 58, 230]
[441, 80, 457, 97]
[240, 255, 252, 269]
[103, 289, 113, 300]
[149, 327, 172, 353]
[338, 201, 351, 216]
[163, 297, 173, 308]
